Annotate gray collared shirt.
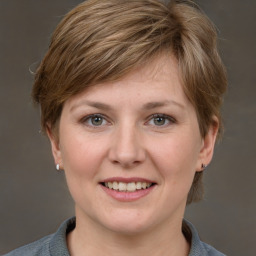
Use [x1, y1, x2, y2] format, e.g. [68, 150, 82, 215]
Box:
[4, 217, 226, 256]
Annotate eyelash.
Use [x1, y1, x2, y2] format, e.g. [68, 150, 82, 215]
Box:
[80, 113, 176, 128]
[81, 114, 110, 128]
[146, 114, 176, 127]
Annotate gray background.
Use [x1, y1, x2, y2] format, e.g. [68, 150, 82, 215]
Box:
[0, 1, 255, 255]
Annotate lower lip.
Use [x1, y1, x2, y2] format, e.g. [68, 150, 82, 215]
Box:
[100, 184, 156, 202]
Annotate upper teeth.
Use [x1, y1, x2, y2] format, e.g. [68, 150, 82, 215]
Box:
[104, 181, 152, 192]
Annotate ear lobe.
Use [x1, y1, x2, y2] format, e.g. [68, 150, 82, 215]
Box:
[46, 125, 62, 168]
[197, 117, 219, 171]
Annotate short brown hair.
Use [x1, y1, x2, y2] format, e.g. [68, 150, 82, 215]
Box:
[32, 0, 227, 204]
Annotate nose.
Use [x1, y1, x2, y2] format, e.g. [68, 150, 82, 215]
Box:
[108, 124, 146, 168]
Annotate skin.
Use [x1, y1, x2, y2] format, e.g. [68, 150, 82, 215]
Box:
[48, 54, 218, 256]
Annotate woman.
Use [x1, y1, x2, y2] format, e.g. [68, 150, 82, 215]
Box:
[5, 0, 227, 255]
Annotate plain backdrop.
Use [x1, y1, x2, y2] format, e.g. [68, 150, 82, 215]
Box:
[1, 1, 256, 255]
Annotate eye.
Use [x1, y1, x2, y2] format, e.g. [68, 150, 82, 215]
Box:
[147, 114, 176, 127]
[82, 114, 108, 127]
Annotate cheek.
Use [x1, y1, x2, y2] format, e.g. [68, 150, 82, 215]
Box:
[148, 133, 200, 185]
[60, 132, 107, 178]
[59, 133, 108, 204]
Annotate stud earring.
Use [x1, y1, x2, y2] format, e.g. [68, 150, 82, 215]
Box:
[56, 164, 60, 171]
[201, 163, 207, 170]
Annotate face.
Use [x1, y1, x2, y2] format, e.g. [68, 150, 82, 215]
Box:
[49, 54, 217, 235]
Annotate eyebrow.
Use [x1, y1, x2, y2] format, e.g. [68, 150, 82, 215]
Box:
[70, 99, 184, 111]
[70, 100, 112, 111]
[142, 100, 185, 110]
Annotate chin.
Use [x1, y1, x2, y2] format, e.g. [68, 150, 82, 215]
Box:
[97, 209, 160, 235]
[105, 222, 151, 236]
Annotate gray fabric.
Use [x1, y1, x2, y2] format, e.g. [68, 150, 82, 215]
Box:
[4, 218, 225, 256]
[3, 218, 75, 256]
[185, 220, 226, 256]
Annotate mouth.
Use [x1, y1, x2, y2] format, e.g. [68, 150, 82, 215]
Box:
[100, 181, 156, 192]
[99, 177, 157, 201]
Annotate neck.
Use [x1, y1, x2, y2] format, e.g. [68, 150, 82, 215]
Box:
[67, 213, 190, 256]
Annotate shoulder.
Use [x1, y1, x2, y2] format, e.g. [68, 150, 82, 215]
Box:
[3, 217, 75, 256]
[200, 241, 226, 256]
[3, 235, 53, 256]
[183, 219, 226, 256]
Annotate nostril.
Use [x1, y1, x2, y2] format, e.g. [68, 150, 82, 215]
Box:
[108, 132, 146, 166]
[110, 155, 143, 168]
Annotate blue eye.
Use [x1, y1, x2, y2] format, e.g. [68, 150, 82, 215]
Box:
[83, 114, 107, 127]
[148, 114, 175, 127]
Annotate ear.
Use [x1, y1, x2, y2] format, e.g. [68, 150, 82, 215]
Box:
[46, 125, 63, 169]
[197, 116, 219, 172]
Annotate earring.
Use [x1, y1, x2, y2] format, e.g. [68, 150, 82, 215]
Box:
[201, 163, 207, 170]
[56, 164, 60, 171]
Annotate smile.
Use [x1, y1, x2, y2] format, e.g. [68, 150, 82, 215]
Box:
[100, 178, 157, 201]
[103, 181, 153, 192]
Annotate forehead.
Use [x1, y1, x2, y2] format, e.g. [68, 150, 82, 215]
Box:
[64, 54, 188, 108]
